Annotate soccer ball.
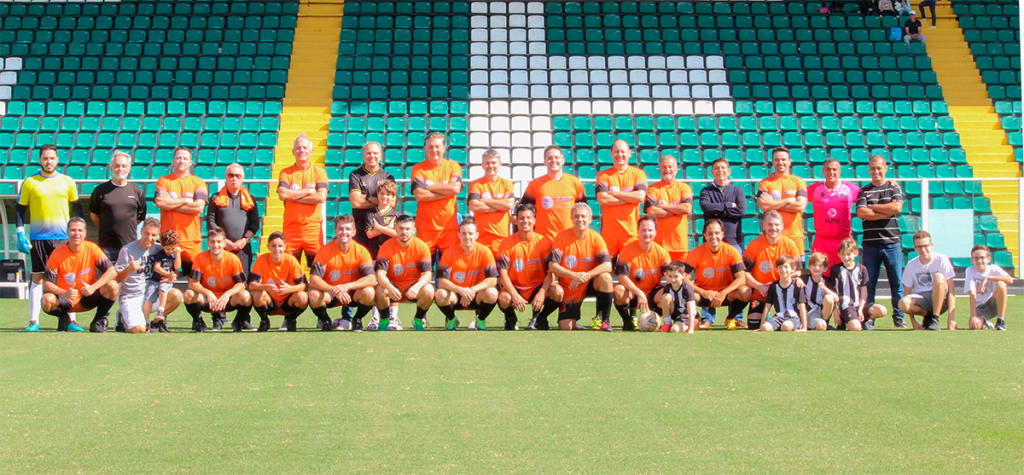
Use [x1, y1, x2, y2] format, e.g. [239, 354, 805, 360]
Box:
[636, 311, 661, 332]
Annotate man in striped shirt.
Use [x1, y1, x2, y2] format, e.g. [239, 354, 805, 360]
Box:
[855, 155, 907, 328]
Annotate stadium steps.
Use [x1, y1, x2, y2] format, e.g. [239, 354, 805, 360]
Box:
[264, 0, 344, 252]
[926, 18, 1020, 268]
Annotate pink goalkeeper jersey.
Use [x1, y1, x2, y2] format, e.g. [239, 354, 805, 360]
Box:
[808, 181, 860, 239]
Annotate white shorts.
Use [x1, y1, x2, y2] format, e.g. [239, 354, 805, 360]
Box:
[119, 294, 150, 330]
[806, 308, 826, 330]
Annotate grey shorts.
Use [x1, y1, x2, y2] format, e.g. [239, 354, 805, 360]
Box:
[806, 308, 826, 329]
[975, 298, 998, 320]
[908, 293, 949, 315]
[767, 313, 802, 331]
[143, 281, 173, 304]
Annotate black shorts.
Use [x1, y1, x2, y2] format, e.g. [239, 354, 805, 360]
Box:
[31, 239, 67, 274]
[558, 302, 582, 321]
[629, 286, 661, 311]
[695, 295, 738, 308]
[747, 299, 767, 316]
[839, 306, 869, 323]
[325, 289, 362, 309]
[50, 292, 109, 314]
[264, 296, 303, 316]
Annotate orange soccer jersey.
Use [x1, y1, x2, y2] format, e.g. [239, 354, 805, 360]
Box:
[549, 228, 612, 303]
[438, 242, 499, 288]
[375, 236, 433, 288]
[743, 235, 802, 300]
[278, 164, 329, 226]
[468, 176, 514, 253]
[155, 174, 208, 244]
[311, 240, 374, 286]
[596, 166, 648, 253]
[683, 243, 745, 292]
[615, 241, 672, 294]
[522, 174, 586, 241]
[496, 232, 552, 293]
[190, 250, 246, 298]
[249, 253, 307, 305]
[411, 159, 462, 251]
[45, 241, 111, 309]
[757, 175, 809, 253]
[645, 180, 693, 257]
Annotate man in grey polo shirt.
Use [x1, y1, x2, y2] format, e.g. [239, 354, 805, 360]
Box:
[114, 218, 183, 333]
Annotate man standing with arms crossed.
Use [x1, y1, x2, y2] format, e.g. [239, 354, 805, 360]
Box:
[596, 140, 648, 259]
[807, 158, 860, 276]
[18, 144, 83, 331]
[154, 147, 208, 276]
[349, 141, 395, 251]
[468, 149, 515, 254]
[697, 158, 747, 325]
[89, 150, 145, 263]
[412, 133, 463, 255]
[856, 155, 907, 327]
[278, 133, 328, 266]
[756, 146, 808, 260]
[521, 145, 587, 241]
[645, 154, 693, 262]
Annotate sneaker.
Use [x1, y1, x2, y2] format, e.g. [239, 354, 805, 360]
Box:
[90, 317, 108, 333]
[422, 318, 429, 329]
[863, 319, 875, 331]
[241, 321, 255, 331]
[995, 318, 1006, 331]
[336, 319, 352, 331]
[983, 319, 995, 330]
[414, 318, 425, 331]
[152, 317, 169, 333]
[699, 321, 712, 330]
[659, 323, 671, 332]
[725, 318, 738, 331]
[278, 320, 288, 331]
[475, 319, 487, 331]
[257, 317, 270, 332]
[211, 319, 224, 332]
[194, 317, 207, 333]
[590, 317, 603, 330]
[575, 322, 587, 330]
[445, 318, 459, 331]
[231, 320, 243, 332]
[600, 321, 613, 332]
[922, 315, 940, 331]
[468, 320, 476, 330]
[893, 319, 908, 329]
[927, 25, 936, 29]
[25, 323, 39, 332]
[388, 316, 403, 331]
[67, 322, 85, 332]
[316, 319, 323, 330]
[366, 322, 379, 331]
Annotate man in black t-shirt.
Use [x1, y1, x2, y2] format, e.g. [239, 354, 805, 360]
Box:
[89, 151, 146, 262]
[349, 141, 396, 249]
[903, 10, 926, 46]
[855, 155, 906, 327]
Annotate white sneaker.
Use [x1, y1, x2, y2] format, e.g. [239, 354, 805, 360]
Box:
[336, 319, 352, 331]
[369, 307, 380, 328]
[388, 316, 403, 331]
[366, 322, 379, 331]
[468, 320, 477, 330]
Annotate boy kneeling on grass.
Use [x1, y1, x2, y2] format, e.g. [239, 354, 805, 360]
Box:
[656, 260, 698, 333]
[754, 255, 807, 332]
[830, 238, 888, 331]
[965, 244, 1012, 331]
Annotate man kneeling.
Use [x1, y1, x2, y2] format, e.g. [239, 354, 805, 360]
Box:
[308, 216, 376, 331]
[375, 215, 434, 331]
[183, 227, 252, 332]
[41, 217, 119, 332]
[249, 231, 309, 331]
[434, 218, 499, 330]
[496, 204, 561, 331]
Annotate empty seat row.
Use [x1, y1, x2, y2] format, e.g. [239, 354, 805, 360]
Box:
[5, 100, 282, 117]
[729, 69, 936, 85]
[736, 99, 948, 115]
[18, 54, 290, 72]
[2, 15, 296, 32]
[7, 84, 286, 101]
[2, 115, 280, 133]
[5, 147, 276, 167]
[0, 1, 299, 17]
[0, 28, 292, 46]
[2, 40, 292, 59]
[16, 69, 289, 87]
[976, 55, 1021, 71]
[732, 84, 943, 101]
[0, 131, 279, 150]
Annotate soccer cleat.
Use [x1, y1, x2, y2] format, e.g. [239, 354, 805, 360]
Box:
[523, 317, 537, 330]
[352, 317, 363, 333]
[231, 320, 243, 332]
[241, 321, 255, 331]
[152, 317, 169, 333]
[660, 323, 671, 332]
[388, 317, 403, 331]
[90, 317, 108, 333]
[413, 318, 425, 331]
[983, 319, 994, 330]
[475, 319, 487, 331]
[211, 320, 224, 332]
[699, 321, 712, 330]
[467, 320, 476, 330]
[995, 318, 1006, 331]
[600, 321, 613, 332]
[25, 323, 39, 332]
[445, 318, 459, 331]
[922, 315, 940, 331]
[725, 318, 738, 330]
[590, 317, 603, 330]
[863, 319, 874, 331]
[893, 319, 908, 329]
[257, 317, 270, 332]
[194, 317, 207, 333]
[67, 322, 85, 332]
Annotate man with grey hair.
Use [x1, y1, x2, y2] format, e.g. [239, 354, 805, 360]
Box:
[89, 150, 146, 264]
[114, 217, 183, 333]
[349, 141, 395, 251]
[468, 148, 515, 254]
[207, 163, 261, 278]
[278, 133, 328, 266]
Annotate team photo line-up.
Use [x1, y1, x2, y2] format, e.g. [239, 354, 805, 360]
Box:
[15, 131, 1012, 334]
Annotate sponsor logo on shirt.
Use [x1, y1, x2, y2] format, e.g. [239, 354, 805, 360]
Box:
[564, 255, 578, 269]
[513, 258, 525, 273]
[759, 261, 772, 274]
[393, 264, 404, 276]
[541, 196, 555, 210]
[64, 272, 76, 284]
[702, 267, 715, 279]
[330, 270, 341, 282]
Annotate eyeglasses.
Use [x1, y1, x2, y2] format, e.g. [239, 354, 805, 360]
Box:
[226, 173, 243, 178]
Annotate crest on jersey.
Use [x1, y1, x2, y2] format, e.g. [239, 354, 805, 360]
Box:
[64, 272, 75, 284]
[394, 264, 404, 276]
[425, 180, 436, 186]
[207, 276, 216, 288]
[564, 255, 578, 269]
[169, 191, 180, 199]
[702, 267, 715, 279]
[759, 261, 772, 274]
[454, 271, 466, 284]
[541, 196, 554, 210]
[513, 258, 525, 272]
[827, 208, 838, 218]
[290, 184, 300, 190]
[482, 192, 493, 199]
[610, 185, 620, 192]
[330, 270, 341, 282]
[633, 269, 646, 281]
[770, 190, 782, 200]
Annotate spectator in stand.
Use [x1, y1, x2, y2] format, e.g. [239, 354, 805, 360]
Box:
[917, 1, 937, 27]
[904, 11, 927, 46]
[878, 0, 898, 16]
[859, 0, 878, 16]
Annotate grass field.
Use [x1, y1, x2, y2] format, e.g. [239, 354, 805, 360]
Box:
[2, 297, 1021, 474]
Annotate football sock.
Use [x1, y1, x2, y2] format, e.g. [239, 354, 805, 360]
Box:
[311, 305, 330, 324]
[535, 300, 559, 329]
[56, 311, 71, 331]
[352, 304, 372, 322]
[439, 304, 457, 321]
[285, 309, 300, 332]
[728, 299, 748, 322]
[596, 291, 612, 323]
[389, 306, 399, 320]
[503, 307, 517, 324]
[615, 303, 632, 330]
[29, 281, 42, 324]
[185, 302, 201, 321]
[255, 304, 270, 319]
[234, 305, 252, 325]
[94, 297, 115, 322]
[477, 302, 495, 321]
[414, 306, 428, 321]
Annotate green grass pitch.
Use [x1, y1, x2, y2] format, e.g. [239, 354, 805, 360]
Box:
[1, 297, 1021, 474]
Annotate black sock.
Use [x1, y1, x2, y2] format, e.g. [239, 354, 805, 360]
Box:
[440, 304, 456, 321]
[185, 302, 201, 321]
[536, 300, 559, 329]
[596, 291, 612, 323]
[285, 309, 301, 332]
[56, 312, 70, 331]
[477, 302, 495, 321]
[728, 299, 748, 321]
[503, 307, 517, 324]
[616, 303, 633, 329]
[234, 305, 252, 324]
[414, 306, 428, 320]
[352, 304, 372, 321]
[255, 304, 270, 319]
[311, 305, 330, 324]
[95, 297, 115, 321]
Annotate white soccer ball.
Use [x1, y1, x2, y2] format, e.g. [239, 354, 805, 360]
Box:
[636, 311, 661, 332]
